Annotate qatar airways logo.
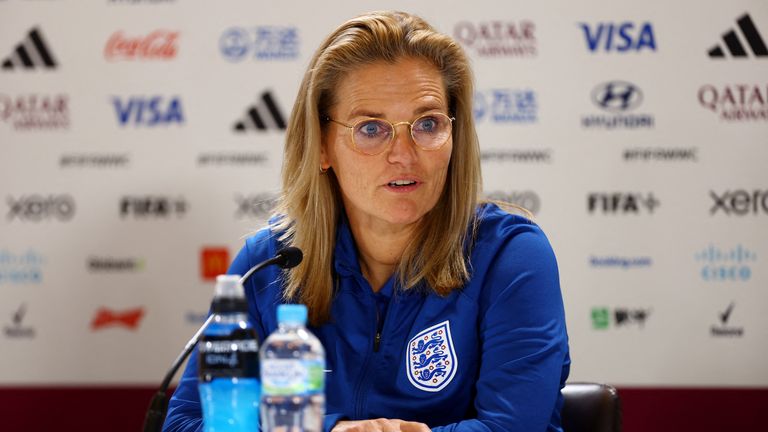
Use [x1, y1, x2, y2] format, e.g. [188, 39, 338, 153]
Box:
[453, 21, 536, 57]
[104, 30, 179, 61]
[0, 94, 69, 131]
[698, 84, 768, 121]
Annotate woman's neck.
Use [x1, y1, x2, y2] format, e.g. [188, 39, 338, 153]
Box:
[347, 215, 416, 293]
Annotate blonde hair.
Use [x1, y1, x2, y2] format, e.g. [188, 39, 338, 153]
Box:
[273, 10, 481, 325]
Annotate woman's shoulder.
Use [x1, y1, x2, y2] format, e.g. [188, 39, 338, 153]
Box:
[471, 202, 557, 281]
[475, 202, 547, 244]
[471, 202, 561, 310]
[230, 222, 285, 274]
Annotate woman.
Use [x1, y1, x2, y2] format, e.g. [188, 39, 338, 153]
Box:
[165, 10, 569, 432]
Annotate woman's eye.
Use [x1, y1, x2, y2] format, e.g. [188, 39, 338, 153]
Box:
[415, 117, 438, 133]
[356, 121, 387, 137]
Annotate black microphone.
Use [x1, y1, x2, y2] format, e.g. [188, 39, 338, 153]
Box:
[240, 246, 303, 283]
[142, 246, 303, 432]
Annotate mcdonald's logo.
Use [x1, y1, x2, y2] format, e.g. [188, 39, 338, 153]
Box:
[201, 247, 229, 280]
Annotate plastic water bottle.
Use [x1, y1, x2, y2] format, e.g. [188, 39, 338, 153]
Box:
[260, 304, 325, 432]
[198, 275, 260, 432]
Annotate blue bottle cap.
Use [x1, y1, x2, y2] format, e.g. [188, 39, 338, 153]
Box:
[277, 304, 307, 325]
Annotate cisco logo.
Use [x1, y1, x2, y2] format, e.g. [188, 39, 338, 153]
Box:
[0, 250, 45, 285]
[695, 244, 757, 282]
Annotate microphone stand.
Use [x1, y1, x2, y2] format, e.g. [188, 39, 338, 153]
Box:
[142, 247, 303, 432]
[142, 314, 215, 432]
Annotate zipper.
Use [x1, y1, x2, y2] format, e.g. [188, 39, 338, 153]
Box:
[353, 276, 397, 418]
[374, 332, 382, 352]
[352, 277, 379, 420]
[374, 307, 382, 352]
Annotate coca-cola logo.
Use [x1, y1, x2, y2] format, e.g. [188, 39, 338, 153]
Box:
[104, 30, 179, 61]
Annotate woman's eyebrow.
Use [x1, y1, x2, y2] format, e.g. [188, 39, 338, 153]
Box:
[348, 109, 384, 119]
[347, 105, 445, 120]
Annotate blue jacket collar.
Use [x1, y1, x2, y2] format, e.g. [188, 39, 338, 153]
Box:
[333, 212, 363, 278]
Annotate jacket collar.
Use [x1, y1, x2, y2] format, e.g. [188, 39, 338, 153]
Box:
[333, 211, 363, 278]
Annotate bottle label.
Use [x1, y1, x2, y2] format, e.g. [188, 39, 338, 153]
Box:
[305, 359, 324, 394]
[261, 359, 307, 395]
[199, 339, 259, 382]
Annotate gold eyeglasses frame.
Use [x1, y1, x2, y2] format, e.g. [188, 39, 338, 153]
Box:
[324, 112, 455, 156]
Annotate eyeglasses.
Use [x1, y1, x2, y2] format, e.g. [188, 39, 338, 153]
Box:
[325, 113, 455, 156]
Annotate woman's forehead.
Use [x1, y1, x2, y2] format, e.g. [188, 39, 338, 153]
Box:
[331, 58, 448, 118]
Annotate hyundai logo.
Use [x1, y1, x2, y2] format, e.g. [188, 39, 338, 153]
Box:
[591, 81, 643, 113]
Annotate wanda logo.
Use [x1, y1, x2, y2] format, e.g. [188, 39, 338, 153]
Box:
[105, 30, 179, 60]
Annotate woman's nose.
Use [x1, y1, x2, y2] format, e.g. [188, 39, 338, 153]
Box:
[387, 123, 418, 164]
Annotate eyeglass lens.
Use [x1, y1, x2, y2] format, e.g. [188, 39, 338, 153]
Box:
[352, 114, 452, 154]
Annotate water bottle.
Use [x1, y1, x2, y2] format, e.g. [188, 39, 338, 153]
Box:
[198, 275, 260, 432]
[260, 304, 325, 432]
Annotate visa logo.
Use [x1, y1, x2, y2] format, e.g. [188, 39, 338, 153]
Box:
[112, 96, 184, 126]
[579, 22, 656, 52]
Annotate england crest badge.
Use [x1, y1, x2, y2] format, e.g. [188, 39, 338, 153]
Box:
[406, 320, 457, 392]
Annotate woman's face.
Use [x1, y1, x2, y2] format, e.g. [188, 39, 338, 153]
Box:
[321, 57, 453, 231]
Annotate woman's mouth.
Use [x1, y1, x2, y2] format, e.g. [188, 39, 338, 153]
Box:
[388, 180, 417, 187]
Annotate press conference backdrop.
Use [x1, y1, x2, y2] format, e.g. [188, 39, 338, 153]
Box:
[1, 0, 766, 390]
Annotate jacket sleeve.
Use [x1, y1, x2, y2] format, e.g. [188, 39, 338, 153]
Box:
[162, 242, 263, 432]
[432, 225, 570, 432]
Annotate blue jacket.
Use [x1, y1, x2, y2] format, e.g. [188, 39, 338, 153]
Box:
[164, 204, 570, 431]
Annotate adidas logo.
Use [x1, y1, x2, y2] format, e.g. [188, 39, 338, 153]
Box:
[2, 27, 58, 70]
[234, 91, 287, 132]
[708, 13, 768, 58]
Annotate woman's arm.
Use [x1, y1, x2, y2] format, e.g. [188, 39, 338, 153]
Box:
[432, 225, 571, 432]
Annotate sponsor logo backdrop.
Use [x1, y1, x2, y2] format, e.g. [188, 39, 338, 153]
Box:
[0, 0, 766, 387]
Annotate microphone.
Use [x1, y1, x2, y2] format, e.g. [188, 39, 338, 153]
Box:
[142, 246, 304, 432]
[240, 246, 303, 283]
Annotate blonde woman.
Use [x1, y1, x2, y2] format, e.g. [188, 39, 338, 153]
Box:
[166, 10, 569, 432]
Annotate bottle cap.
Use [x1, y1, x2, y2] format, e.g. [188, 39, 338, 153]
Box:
[277, 304, 307, 325]
[214, 274, 244, 299]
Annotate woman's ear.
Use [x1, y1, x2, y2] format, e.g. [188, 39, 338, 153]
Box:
[320, 137, 331, 171]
